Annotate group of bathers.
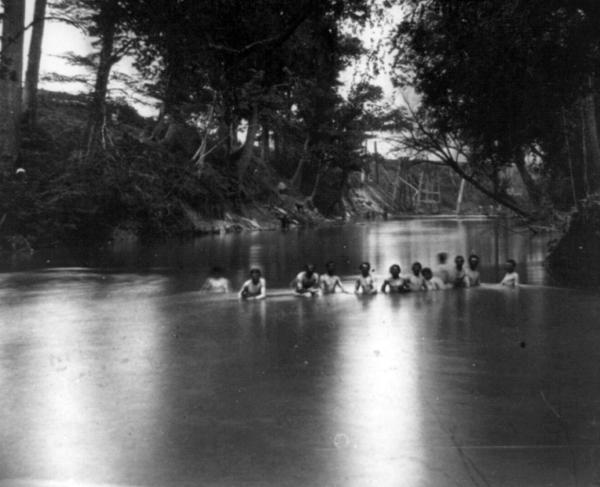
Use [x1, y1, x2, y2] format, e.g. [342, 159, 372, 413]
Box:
[234, 252, 520, 301]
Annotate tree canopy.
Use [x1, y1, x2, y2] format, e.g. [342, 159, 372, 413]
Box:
[393, 0, 600, 214]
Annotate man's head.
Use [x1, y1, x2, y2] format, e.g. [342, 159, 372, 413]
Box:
[468, 254, 480, 270]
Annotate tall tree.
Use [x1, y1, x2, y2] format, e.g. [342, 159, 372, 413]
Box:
[0, 0, 26, 174]
[123, 0, 377, 210]
[51, 0, 136, 156]
[393, 0, 600, 211]
[22, 0, 47, 127]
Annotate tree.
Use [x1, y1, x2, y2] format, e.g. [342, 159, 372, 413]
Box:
[394, 99, 531, 218]
[393, 0, 600, 213]
[0, 0, 26, 174]
[127, 0, 375, 208]
[22, 0, 48, 127]
[50, 0, 137, 156]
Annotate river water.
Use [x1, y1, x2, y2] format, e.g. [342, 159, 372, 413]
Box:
[1, 218, 599, 486]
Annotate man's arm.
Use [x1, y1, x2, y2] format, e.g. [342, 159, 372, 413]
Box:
[335, 277, 348, 293]
[239, 281, 248, 298]
[255, 280, 267, 300]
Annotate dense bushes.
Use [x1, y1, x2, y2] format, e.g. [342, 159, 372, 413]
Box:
[2, 140, 237, 246]
[546, 201, 600, 287]
[0, 92, 241, 247]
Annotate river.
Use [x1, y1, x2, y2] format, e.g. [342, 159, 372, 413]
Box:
[1, 218, 599, 486]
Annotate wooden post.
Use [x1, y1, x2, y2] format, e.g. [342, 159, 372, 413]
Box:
[456, 178, 466, 214]
[494, 220, 500, 281]
[392, 165, 401, 206]
[416, 171, 424, 209]
[374, 141, 379, 184]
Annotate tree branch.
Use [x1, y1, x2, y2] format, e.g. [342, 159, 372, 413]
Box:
[208, 0, 316, 61]
[397, 93, 531, 218]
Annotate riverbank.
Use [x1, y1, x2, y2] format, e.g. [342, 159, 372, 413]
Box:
[0, 91, 383, 251]
[546, 201, 600, 287]
[1, 91, 532, 253]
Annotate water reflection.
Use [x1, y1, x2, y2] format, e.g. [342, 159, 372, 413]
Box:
[0, 275, 168, 483]
[3, 220, 597, 486]
[0, 219, 557, 290]
[333, 295, 425, 485]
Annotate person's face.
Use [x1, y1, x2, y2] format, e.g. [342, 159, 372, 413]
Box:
[306, 265, 315, 276]
[390, 265, 400, 278]
[412, 263, 422, 275]
[326, 263, 335, 275]
[469, 257, 479, 270]
[423, 271, 432, 281]
[505, 262, 515, 273]
[360, 265, 370, 277]
[455, 257, 464, 268]
[250, 271, 261, 282]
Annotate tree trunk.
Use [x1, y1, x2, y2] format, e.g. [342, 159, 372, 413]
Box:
[236, 104, 260, 193]
[273, 130, 282, 161]
[261, 123, 270, 164]
[446, 160, 530, 219]
[22, 0, 47, 127]
[0, 0, 26, 175]
[561, 107, 579, 207]
[84, 15, 116, 157]
[308, 164, 327, 201]
[581, 104, 590, 197]
[582, 77, 600, 193]
[192, 94, 217, 174]
[291, 136, 310, 189]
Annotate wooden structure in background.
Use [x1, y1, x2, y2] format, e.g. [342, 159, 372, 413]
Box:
[370, 157, 452, 213]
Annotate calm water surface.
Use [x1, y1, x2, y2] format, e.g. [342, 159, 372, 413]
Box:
[1, 219, 600, 487]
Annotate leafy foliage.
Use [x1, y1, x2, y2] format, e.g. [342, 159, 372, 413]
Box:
[393, 0, 600, 212]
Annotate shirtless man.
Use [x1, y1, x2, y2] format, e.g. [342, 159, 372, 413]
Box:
[381, 264, 408, 293]
[355, 262, 377, 295]
[200, 266, 231, 293]
[452, 255, 468, 288]
[239, 268, 267, 300]
[500, 259, 520, 287]
[466, 254, 481, 287]
[407, 261, 426, 291]
[422, 267, 445, 290]
[293, 264, 321, 296]
[435, 252, 452, 285]
[319, 261, 348, 294]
